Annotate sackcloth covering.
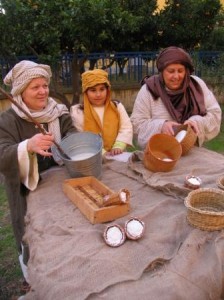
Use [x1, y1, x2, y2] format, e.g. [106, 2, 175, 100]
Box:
[23, 147, 224, 300]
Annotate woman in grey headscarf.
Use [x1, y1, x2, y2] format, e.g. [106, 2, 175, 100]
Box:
[130, 46, 221, 149]
[0, 60, 76, 272]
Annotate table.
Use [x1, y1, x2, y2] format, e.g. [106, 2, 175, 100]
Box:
[23, 147, 224, 300]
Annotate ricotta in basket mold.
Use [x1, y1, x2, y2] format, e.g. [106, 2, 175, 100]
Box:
[175, 130, 187, 142]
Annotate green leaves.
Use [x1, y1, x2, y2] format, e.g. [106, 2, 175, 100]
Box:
[158, 0, 221, 49]
[0, 0, 223, 59]
[0, 0, 159, 58]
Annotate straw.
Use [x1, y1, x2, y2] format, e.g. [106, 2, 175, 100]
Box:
[174, 124, 197, 156]
[216, 175, 224, 190]
[184, 188, 224, 231]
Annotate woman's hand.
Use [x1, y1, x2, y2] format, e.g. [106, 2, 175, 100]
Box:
[161, 121, 181, 135]
[27, 133, 54, 157]
[184, 120, 199, 135]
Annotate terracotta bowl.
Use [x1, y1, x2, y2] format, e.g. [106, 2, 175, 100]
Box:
[144, 133, 182, 172]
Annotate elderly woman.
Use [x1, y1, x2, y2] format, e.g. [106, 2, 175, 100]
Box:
[130, 46, 222, 149]
[0, 60, 76, 272]
[70, 69, 133, 156]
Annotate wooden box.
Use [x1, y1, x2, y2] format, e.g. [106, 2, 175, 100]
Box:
[63, 176, 130, 224]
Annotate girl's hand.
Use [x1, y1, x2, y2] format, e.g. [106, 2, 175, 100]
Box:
[107, 148, 123, 156]
[27, 133, 54, 157]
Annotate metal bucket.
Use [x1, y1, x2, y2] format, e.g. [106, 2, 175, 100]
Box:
[57, 132, 102, 178]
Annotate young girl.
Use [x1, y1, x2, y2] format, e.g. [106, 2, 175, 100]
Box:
[70, 69, 133, 156]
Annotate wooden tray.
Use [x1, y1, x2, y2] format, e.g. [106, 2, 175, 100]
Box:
[63, 176, 130, 224]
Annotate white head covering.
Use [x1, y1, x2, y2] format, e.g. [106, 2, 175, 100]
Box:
[4, 60, 52, 96]
[4, 60, 68, 165]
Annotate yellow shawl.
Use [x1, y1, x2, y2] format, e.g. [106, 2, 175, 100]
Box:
[82, 69, 120, 151]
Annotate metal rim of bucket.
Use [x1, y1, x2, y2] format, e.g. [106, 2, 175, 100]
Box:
[57, 131, 103, 178]
[58, 131, 102, 161]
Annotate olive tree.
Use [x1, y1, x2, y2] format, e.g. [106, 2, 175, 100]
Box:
[0, 0, 221, 105]
[157, 0, 221, 50]
[0, 0, 158, 104]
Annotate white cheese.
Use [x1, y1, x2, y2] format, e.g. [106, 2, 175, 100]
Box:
[106, 226, 123, 246]
[126, 219, 144, 237]
[162, 157, 173, 162]
[119, 191, 127, 202]
[188, 177, 200, 186]
[175, 130, 187, 142]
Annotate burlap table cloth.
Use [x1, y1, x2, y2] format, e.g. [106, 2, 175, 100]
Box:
[23, 147, 224, 300]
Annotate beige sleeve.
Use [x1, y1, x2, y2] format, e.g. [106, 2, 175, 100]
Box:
[70, 105, 84, 132]
[189, 76, 222, 146]
[18, 140, 39, 191]
[130, 85, 169, 149]
[116, 103, 133, 146]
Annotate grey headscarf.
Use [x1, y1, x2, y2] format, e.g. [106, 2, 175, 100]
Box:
[4, 60, 69, 165]
[4, 60, 52, 96]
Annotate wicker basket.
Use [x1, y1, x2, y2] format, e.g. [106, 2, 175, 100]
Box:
[174, 124, 197, 156]
[143, 133, 182, 172]
[184, 188, 224, 231]
[216, 175, 224, 190]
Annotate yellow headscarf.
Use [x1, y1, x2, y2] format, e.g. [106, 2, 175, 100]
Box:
[81, 69, 120, 151]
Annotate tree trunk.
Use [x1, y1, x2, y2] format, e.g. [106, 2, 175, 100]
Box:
[71, 54, 83, 105]
[49, 90, 71, 109]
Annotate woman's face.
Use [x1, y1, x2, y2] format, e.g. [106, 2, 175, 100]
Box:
[162, 63, 186, 90]
[86, 83, 108, 106]
[22, 77, 49, 110]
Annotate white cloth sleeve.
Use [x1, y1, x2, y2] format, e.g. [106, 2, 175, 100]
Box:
[70, 105, 84, 132]
[18, 140, 39, 191]
[116, 103, 133, 146]
[188, 76, 222, 146]
[130, 84, 168, 149]
[70, 103, 133, 147]
[130, 77, 221, 150]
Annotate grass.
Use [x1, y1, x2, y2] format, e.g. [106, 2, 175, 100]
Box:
[0, 113, 224, 298]
[0, 184, 24, 300]
[203, 108, 224, 153]
[204, 134, 224, 153]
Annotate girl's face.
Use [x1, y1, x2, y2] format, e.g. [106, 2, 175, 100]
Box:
[22, 77, 49, 110]
[162, 63, 186, 90]
[86, 83, 108, 106]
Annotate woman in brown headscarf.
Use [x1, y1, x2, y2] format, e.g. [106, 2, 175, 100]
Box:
[130, 46, 221, 149]
[70, 69, 133, 156]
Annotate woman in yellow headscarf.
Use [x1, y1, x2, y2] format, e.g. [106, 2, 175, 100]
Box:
[70, 69, 133, 155]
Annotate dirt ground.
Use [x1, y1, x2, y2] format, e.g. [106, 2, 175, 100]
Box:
[0, 277, 28, 300]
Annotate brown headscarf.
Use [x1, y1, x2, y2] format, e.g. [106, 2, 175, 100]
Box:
[144, 46, 206, 123]
[81, 69, 120, 151]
